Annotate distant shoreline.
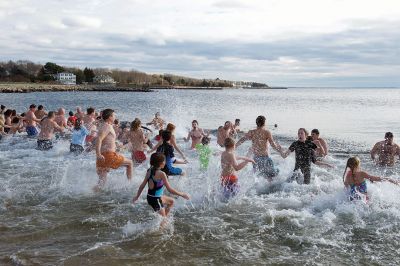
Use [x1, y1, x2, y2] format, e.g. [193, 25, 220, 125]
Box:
[0, 83, 287, 93]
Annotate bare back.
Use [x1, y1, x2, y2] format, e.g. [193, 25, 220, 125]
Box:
[247, 128, 271, 156]
[221, 151, 236, 176]
[129, 129, 146, 151]
[38, 119, 60, 140]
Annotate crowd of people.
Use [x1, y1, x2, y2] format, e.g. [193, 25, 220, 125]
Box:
[1, 103, 399, 224]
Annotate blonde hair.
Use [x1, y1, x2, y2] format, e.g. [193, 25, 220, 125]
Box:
[166, 123, 175, 132]
[343, 157, 360, 183]
[130, 118, 141, 131]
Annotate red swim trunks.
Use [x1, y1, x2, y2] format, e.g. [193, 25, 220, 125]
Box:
[221, 175, 238, 186]
[133, 150, 147, 163]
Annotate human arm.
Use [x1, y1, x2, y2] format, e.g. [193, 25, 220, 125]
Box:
[370, 143, 379, 161]
[148, 139, 162, 153]
[141, 126, 153, 133]
[52, 121, 64, 132]
[184, 131, 191, 142]
[320, 139, 328, 156]
[236, 155, 256, 163]
[362, 171, 399, 185]
[132, 172, 149, 203]
[171, 136, 187, 161]
[231, 153, 253, 171]
[162, 173, 190, 199]
[267, 131, 281, 152]
[96, 125, 110, 160]
[281, 143, 294, 158]
[235, 132, 250, 147]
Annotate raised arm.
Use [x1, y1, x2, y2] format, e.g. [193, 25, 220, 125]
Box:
[148, 139, 162, 153]
[231, 153, 252, 171]
[52, 121, 64, 132]
[236, 132, 250, 147]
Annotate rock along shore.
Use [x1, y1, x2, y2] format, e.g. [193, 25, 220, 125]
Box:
[0, 84, 152, 93]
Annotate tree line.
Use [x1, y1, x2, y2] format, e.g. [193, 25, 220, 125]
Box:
[0, 60, 266, 88]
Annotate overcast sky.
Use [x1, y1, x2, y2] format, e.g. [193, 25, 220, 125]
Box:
[1, 0, 400, 86]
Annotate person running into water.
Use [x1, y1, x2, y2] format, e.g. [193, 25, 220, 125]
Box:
[156, 130, 186, 176]
[280, 128, 325, 184]
[67, 111, 77, 128]
[217, 121, 232, 147]
[370, 132, 400, 167]
[184, 120, 208, 149]
[343, 156, 398, 201]
[95, 109, 133, 191]
[196, 136, 212, 170]
[128, 118, 149, 164]
[236, 115, 281, 180]
[150, 123, 187, 162]
[220, 137, 255, 198]
[70, 118, 90, 154]
[34, 105, 47, 120]
[230, 118, 241, 138]
[8, 117, 24, 134]
[37, 111, 64, 151]
[132, 153, 190, 226]
[146, 112, 165, 130]
[55, 108, 68, 129]
[310, 129, 329, 157]
[25, 104, 41, 137]
[75, 107, 85, 120]
[83, 107, 98, 150]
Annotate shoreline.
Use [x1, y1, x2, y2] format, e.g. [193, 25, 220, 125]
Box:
[0, 83, 287, 93]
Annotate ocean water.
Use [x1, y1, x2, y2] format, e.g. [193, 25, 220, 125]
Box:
[1, 88, 400, 265]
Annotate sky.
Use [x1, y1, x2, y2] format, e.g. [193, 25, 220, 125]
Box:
[1, 0, 400, 87]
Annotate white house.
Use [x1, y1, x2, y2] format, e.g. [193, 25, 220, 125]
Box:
[93, 74, 116, 84]
[55, 72, 76, 85]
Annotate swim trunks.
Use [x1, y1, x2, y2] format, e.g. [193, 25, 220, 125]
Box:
[220, 175, 239, 197]
[26, 126, 38, 137]
[37, 139, 53, 151]
[147, 195, 164, 212]
[133, 150, 147, 163]
[96, 151, 125, 169]
[70, 143, 84, 154]
[253, 155, 279, 178]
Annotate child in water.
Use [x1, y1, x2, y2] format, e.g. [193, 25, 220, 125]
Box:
[70, 118, 90, 154]
[195, 136, 212, 170]
[280, 128, 325, 184]
[343, 156, 398, 201]
[220, 137, 255, 197]
[132, 153, 190, 220]
[156, 130, 187, 176]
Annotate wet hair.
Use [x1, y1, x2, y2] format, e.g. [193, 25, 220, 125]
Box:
[29, 104, 36, 109]
[343, 157, 360, 183]
[87, 107, 95, 115]
[47, 111, 55, 119]
[161, 130, 172, 142]
[166, 123, 175, 132]
[224, 121, 231, 127]
[11, 117, 19, 124]
[38, 105, 44, 110]
[224, 137, 235, 148]
[74, 118, 82, 131]
[192, 120, 198, 125]
[150, 152, 166, 168]
[235, 118, 240, 123]
[3, 109, 12, 117]
[11, 110, 16, 117]
[69, 111, 74, 116]
[256, 115, 266, 127]
[1, 105, 5, 110]
[311, 129, 320, 135]
[20, 113, 25, 117]
[130, 118, 141, 131]
[158, 129, 163, 136]
[385, 132, 394, 139]
[114, 119, 119, 125]
[298, 128, 309, 136]
[102, 109, 114, 121]
[202, 136, 210, 145]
